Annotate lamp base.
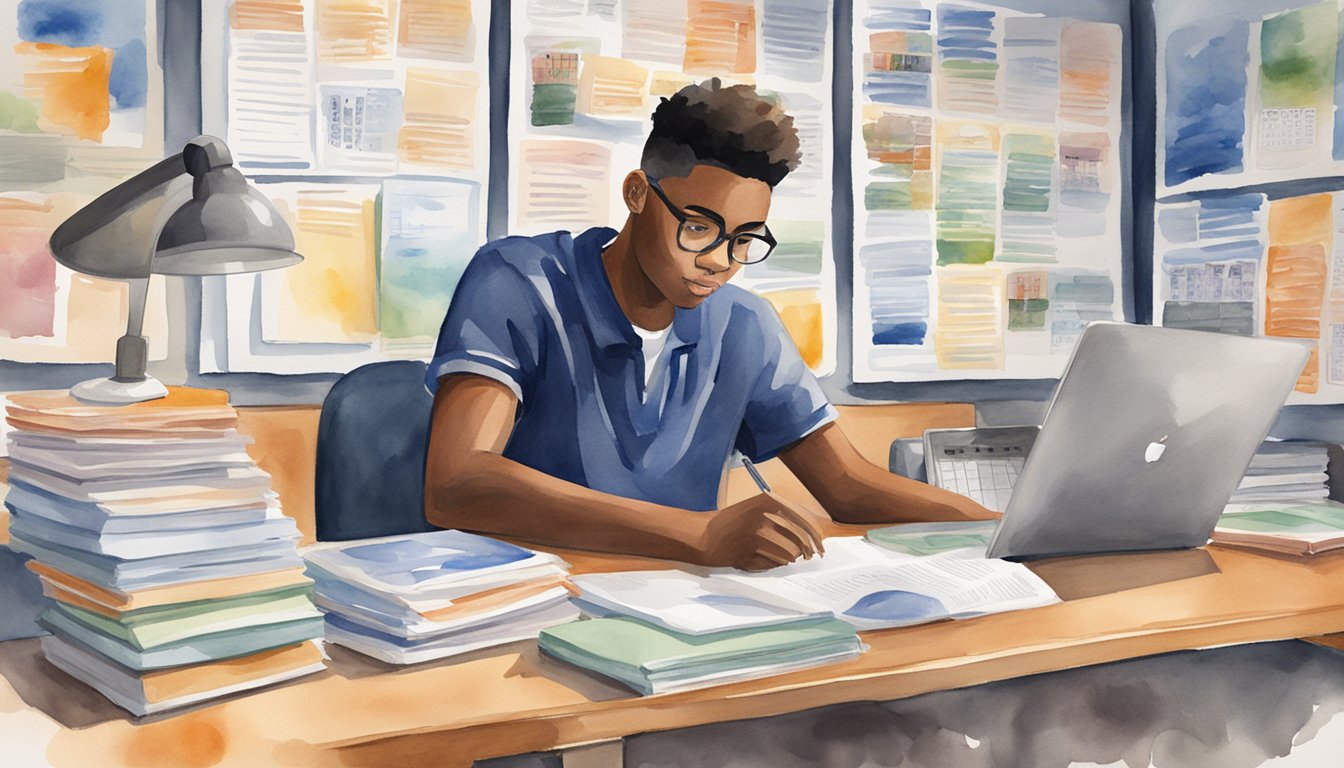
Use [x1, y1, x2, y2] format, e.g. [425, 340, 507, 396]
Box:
[70, 376, 169, 405]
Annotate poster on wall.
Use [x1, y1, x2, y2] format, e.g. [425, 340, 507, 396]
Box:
[508, 0, 838, 375]
[198, 0, 489, 374]
[850, 0, 1128, 383]
[1154, 0, 1344, 404]
[0, 0, 170, 365]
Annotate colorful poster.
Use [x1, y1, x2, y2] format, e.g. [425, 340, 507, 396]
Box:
[0, 0, 158, 153]
[379, 179, 481, 350]
[1154, 1, 1344, 403]
[852, 0, 1126, 382]
[1157, 0, 1344, 197]
[0, 191, 169, 365]
[0, 0, 171, 365]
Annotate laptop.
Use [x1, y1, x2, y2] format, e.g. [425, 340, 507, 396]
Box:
[928, 322, 1310, 560]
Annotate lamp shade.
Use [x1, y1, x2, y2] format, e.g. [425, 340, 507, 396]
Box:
[49, 136, 303, 278]
[154, 137, 302, 275]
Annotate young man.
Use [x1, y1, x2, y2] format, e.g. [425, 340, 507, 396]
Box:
[425, 80, 991, 572]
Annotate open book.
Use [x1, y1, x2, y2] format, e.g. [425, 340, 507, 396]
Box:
[571, 537, 1058, 634]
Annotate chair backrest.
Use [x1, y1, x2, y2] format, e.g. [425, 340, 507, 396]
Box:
[315, 360, 437, 541]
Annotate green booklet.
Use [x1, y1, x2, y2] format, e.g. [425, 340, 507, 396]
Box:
[39, 607, 326, 671]
[539, 616, 863, 695]
[54, 586, 322, 650]
[864, 521, 998, 556]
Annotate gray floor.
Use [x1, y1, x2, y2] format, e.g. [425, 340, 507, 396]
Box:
[480, 640, 1344, 768]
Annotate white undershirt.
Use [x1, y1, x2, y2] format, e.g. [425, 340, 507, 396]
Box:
[632, 323, 672, 400]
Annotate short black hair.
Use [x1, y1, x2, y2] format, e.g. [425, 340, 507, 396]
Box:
[641, 79, 801, 188]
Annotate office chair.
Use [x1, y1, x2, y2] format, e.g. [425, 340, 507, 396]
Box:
[315, 360, 438, 540]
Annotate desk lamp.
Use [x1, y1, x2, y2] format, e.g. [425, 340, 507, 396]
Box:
[48, 135, 302, 404]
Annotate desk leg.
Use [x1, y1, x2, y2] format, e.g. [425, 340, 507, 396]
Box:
[560, 740, 624, 768]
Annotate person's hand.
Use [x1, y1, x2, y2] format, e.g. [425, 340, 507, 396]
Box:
[692, 493, 826, 571]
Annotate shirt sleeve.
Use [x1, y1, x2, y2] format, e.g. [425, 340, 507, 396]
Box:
[734, 303, 838, 463]
[424, 248, 546, 401]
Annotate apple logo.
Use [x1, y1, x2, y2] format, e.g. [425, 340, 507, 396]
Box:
[1145, 435, 1168, 464]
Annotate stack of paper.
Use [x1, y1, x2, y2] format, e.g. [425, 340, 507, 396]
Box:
[3, 389, 326, 715]
[301, 530, 579, 664]
[1228, 441, 1332, 505]
[553, 536, 1056, 696]
[1213, 499, 1344, 555]
[555, 565, 863, 695]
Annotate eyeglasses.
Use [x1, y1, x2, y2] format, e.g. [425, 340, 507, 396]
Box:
[645, 175, 777, 265]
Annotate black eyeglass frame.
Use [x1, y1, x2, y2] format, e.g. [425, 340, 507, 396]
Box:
[644, 175, 777, 265]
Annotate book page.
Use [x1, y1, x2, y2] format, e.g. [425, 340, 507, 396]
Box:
[572, 570, 825, 635]
[715, 548, 1057, 630]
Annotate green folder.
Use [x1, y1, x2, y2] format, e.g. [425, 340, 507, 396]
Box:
[539, 616, 862, 695]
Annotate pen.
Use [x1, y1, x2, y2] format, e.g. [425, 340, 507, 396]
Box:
[741, 455, 772, 494]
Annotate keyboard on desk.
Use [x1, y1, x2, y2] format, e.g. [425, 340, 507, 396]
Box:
[933, 455, 1024, 512]
[924, 426, 1040, 513]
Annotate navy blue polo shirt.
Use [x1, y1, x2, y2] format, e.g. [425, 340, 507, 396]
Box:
[426, 227, 837, 511]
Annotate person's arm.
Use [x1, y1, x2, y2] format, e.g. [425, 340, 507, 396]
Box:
[779, 421, 999, 524]
[424, 374, 827, 571]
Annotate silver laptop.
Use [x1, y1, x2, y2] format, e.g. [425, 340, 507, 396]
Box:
[976, 322, 1310, 559]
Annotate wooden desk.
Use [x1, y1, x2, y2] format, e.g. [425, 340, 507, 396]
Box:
[4, 400, 1343, 766]
[4, 541, 1344, 768]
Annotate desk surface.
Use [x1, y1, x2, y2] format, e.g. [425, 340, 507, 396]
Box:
[4, 538, 1344, 768]
[4, 400, 1343, 766]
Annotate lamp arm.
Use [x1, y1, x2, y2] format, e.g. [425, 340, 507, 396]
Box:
[113, 277, 152, 383]
[48, 154, 188, 279]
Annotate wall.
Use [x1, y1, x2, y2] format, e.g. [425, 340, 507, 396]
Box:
[4, 0, 1344, 444]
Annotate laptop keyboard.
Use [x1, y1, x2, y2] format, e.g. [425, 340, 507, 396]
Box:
[933, 456, 1024, 512]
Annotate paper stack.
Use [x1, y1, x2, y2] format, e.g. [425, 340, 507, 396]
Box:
[538, 614, 863, 696]
[301, 529, 579, 664]
[3, 388, 326, 715]
[1214, 499, 1344, 555]
[548, 537, 1061, 695]
[1228, 441, 1332, 506]
[551, 567, 863, 696]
